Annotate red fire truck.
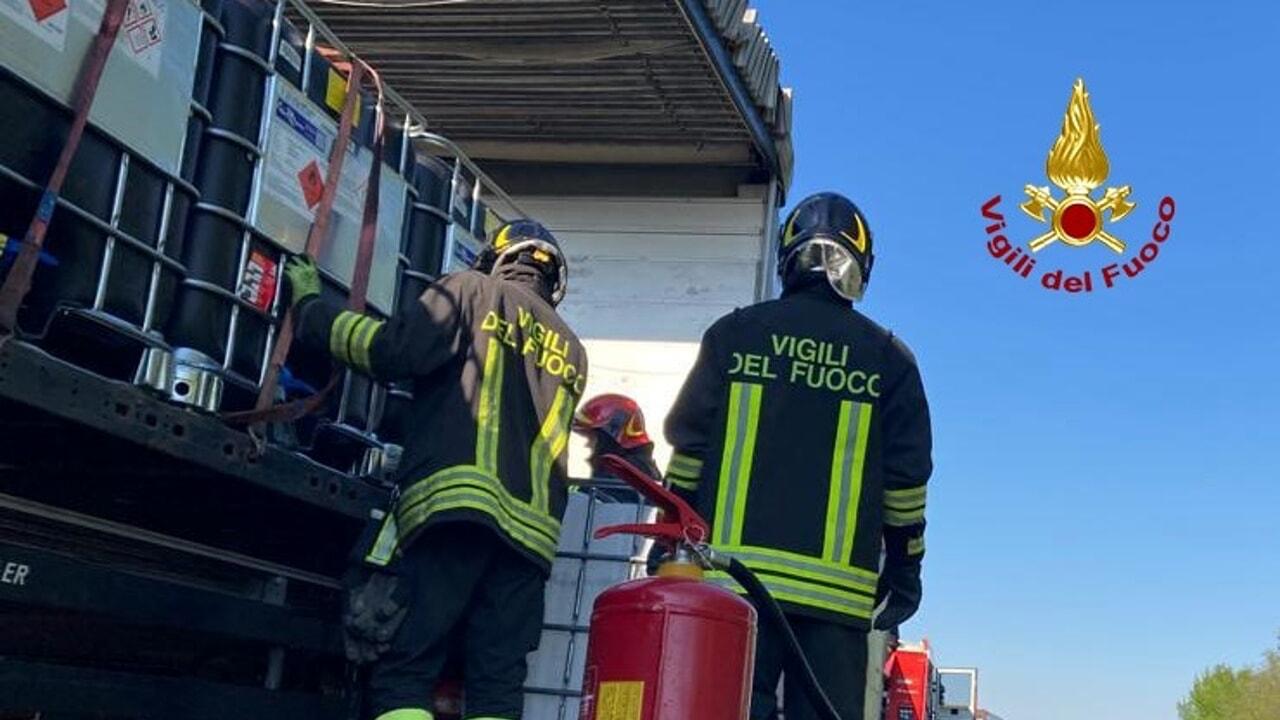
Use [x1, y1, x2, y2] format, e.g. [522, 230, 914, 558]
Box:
[884, 640, 983, 720]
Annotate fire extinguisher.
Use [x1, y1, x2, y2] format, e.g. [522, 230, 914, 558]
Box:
[579, 455, 848, 720]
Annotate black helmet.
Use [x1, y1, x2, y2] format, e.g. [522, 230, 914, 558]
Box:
[777, 192, 874, 301]
[474, 219, 568, 306]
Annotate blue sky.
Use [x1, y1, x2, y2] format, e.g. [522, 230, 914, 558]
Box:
[751, 1, 1280, 718]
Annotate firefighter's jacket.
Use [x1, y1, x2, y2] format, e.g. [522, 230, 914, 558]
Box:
[664, 286, 932, 628]
[296, 268, 588, 572]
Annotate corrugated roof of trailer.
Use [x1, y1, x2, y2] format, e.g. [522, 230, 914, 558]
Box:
[304, 0, 792, 186]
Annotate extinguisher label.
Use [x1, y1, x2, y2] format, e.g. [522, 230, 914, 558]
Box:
[596, 681, 644, 720]
[240, 250, 279, 312]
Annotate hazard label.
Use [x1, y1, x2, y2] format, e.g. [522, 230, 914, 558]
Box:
[1, 0, 69, 49]
[123, 0, 161, 53]
[298, 160, 325, 209]
[239, 249, 279, 312]
[111, 0, 167, 77]
[595, 681, 644, 720]
[28, 0, 65, 22]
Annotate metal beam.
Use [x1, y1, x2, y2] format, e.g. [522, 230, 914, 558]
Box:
[0, 660, 350, 720]
[0, 340, 388, 519]
[674, 0, 782, 191]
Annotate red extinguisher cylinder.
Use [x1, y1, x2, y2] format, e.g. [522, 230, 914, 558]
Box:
[580, 575, 756, 720]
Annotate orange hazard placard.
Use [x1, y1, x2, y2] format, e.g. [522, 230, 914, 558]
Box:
[29, 0, 67, 22]
[298, 160, 324, 209]
[596, 681, 644, 720]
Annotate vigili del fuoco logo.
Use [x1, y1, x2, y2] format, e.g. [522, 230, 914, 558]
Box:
[980, 78, 1176, 293]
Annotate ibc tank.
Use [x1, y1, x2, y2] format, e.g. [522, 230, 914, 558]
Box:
[167, 0, 279, 411]
[0, 0, 205, 383]
[377, 155, 452, 445]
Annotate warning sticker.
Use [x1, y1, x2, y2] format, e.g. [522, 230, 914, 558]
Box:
[118, 0, 165, 77]
[449, 230, 480, 271]
[0, 0, 69, 50]
[260, 81, 370, 253]
[239, 249, 279, 312]
[276, 37, 302, 74]
[595, 681, 644, 720]
[298, 160, 325, 209]
[28, 0, 65, 22]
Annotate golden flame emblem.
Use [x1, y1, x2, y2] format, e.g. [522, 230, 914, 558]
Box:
[1021, 79, 1135, 253]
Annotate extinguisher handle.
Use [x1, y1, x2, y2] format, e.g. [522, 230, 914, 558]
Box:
[593, 454, 710, 548]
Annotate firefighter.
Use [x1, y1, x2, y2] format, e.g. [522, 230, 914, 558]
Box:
[663, 192, 933, 720]
[572, 393, 662, 481]
[283, 219, 588, 720]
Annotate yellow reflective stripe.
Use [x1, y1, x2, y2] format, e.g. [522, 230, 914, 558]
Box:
[529, 386, 572, 514]
[329, 311, 361, 364]
[718, 543, 878, 589]
[374, 710, 432, 720]
[907, 536, 926, 556]
[823, 401, 872, 565]
[844, 402, 872, 562]
[400, 492, 556, 563]
[349, 316, 384, 374]
[708, 571, 874, 619]
[397, 478, 558, 562]
[475, 338, 505, 475]
[399, 465, 560, 538]
[667, 474, 699, 491]
[667, 452, 703, 478]
[364, 512, 399, 566]
[885, 507, 926, 526]
[823, 401, 852, 564]
[714, 382, 763, 547]
[885, 486, 927, 509]
[666, 467, 700, 481]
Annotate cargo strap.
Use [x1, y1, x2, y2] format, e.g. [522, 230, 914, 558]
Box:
[224, 53, 385, 428]
[0, 0, 132, 334]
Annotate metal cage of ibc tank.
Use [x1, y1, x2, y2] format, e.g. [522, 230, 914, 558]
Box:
[523, 478, 656, 720]
[0, 0, 526, 478]
[0, 0, 214, 387]
[377, 130, 515, 447]
[152, 0, 524, 475]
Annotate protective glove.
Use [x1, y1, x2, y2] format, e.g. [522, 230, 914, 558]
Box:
[873, 565, 922, 631]
[283, 254, 320, 308]
[342, 571, 409, 664]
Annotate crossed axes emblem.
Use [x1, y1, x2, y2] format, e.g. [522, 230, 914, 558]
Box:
[1020, 184, 1136, 254]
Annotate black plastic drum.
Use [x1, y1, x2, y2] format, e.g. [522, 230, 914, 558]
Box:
[167, 0, 279, 409]
[376, 156, 453, 444]
[0, 63, 193, 382]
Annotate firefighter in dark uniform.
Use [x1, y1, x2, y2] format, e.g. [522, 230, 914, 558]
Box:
[284, 219, 588, 720]
[572, 393, 662, 481]
[663, 193, 933, 720]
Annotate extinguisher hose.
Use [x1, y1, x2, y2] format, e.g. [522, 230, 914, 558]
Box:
[723, 557, 845, 720]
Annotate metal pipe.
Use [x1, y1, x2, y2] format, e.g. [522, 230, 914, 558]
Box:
[93, 155, 131, 312]
[300, 22, 317, 90]
[142, 182, 177, 334]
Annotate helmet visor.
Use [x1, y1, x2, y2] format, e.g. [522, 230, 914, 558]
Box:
[785, 237, 865, 301]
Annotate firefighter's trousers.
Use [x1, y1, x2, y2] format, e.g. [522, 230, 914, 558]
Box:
[750, 611, 869, 720]
[369, 523, 545, 719]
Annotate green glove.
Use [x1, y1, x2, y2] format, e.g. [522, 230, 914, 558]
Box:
[284, 254, 320, 308]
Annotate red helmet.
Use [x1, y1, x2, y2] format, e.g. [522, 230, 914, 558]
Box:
[572, 393, 651, 449]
